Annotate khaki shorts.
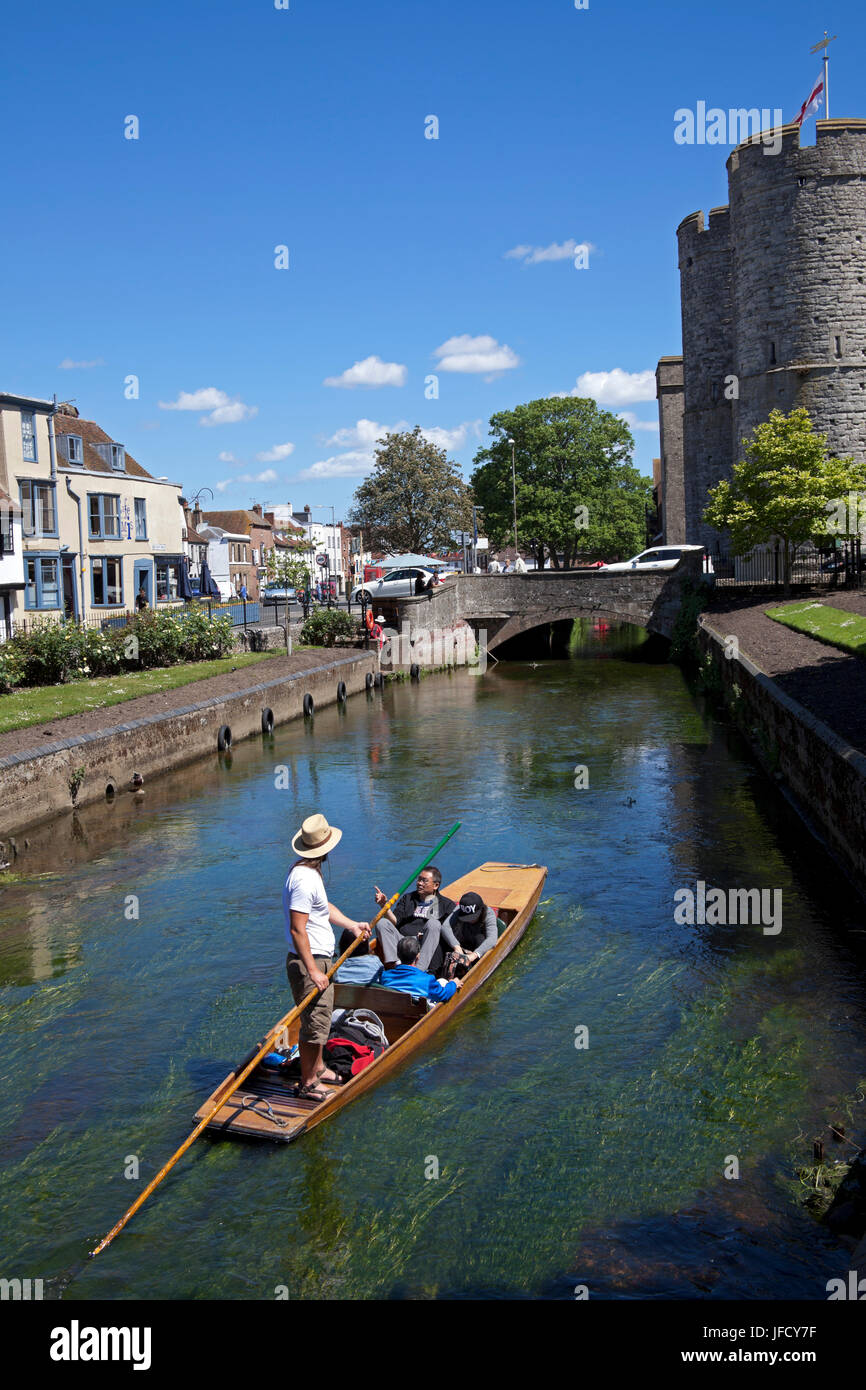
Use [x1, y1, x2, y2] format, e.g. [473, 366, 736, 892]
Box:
[286, 953, 334, 1046]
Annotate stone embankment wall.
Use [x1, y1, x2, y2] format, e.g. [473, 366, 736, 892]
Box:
[699, 617, 866, 896]
[0, 651, 375, 839]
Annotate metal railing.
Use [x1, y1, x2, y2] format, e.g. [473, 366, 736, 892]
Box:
[708, 539, 863, 590]
[9, 599, 262, 638]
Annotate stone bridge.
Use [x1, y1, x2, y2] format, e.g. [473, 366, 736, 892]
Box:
[384, 552, 704, 652]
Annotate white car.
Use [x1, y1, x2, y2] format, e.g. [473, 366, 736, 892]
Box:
[598, 544, 704, 574]
[351, 567, 436, 603]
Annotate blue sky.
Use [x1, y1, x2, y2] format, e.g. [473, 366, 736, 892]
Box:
[2, 0, 862, 520]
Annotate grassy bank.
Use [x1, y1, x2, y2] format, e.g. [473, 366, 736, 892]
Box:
[0, 650, 287, 736]
[765, 601, 866, 658]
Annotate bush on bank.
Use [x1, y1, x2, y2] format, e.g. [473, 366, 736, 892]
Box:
[298, 609, 358, 647]
[0, 610, 235, 692]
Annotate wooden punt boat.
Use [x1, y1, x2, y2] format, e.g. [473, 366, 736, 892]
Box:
[194, 860, 547, 1143]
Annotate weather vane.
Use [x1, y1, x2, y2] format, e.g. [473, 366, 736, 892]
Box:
[809, 31, 837, 119]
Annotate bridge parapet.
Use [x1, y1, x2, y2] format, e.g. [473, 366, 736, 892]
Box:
[384, 553, 703, 649]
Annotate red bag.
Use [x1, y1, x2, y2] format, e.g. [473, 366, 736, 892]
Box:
[323, 1036, 377, 1078]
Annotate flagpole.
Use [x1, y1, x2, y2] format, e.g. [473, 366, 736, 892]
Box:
[810, 31, 837, 122]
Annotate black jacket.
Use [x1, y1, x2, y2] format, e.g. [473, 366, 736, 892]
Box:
[393, 890, 456, 930]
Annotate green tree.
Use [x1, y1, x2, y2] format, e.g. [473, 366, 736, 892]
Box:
[265, 547, 310, 592]
[703, 408, 866, 593]
[348, 427, 473, 554]
[470, 397, 651, 568]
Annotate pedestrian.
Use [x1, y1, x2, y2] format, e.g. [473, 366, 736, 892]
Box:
[135, 584, 148, 612]
[283, 814, 370, 1102]
[513, 555, 527, 574]
[239, 582, 248, 600]
[489, 558, 501, 575]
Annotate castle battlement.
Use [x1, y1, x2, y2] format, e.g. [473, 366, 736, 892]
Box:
[676, 206, 731, 258]
[663, 115, 866, 551]
[728, 117, 866, 181]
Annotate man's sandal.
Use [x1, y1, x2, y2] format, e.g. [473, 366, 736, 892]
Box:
[294, 1081, 330, 1103]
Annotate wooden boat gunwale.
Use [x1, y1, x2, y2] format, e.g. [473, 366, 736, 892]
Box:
[195, 861, 547, 1143]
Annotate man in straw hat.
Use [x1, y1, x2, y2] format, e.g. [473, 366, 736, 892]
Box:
[284, 813, 370, 1102]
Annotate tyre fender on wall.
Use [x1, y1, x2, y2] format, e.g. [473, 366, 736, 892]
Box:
[303, 693, 314, 717]
[217, 725, 232, 751]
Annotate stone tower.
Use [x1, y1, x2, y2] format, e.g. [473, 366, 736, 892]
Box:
[662, 118, 866, 549]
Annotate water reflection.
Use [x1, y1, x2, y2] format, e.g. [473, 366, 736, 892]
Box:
[1, 644, 865, 1300]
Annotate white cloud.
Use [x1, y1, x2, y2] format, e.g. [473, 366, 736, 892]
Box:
[433, 334, 520, 377]
[158, 387, 257, 426]
[326, 418, 393, 448]
[558, 369, 657, 406]
[504, 239, 594, 265]
[323, 418, 482, 466]
[323, 355, 408, 389]
[58, 357, 105, 369]
[214, 468, 279, 492]
[218, 451, 238, 463]
[300, 451, 377, 479]
[420, 420, 483, 451]
[256, 442, 295, 463]
[617, 411, 659, 433]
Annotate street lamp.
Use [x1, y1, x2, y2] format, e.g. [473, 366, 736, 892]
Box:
[310, 503, 337, 608]
[507, 437, 519, 560]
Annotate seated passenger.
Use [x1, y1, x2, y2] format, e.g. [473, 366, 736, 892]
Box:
[372, 865, 456, 971]
[440, 892, 498, 975]
[380, 936, 463, 1003]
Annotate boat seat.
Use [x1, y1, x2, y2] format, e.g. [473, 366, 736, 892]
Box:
[333, 981, 428, 1021]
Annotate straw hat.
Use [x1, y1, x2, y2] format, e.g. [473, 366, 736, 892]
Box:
[291, 813, 343, 859]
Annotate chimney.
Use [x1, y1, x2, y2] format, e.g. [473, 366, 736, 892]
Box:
[253, 503, 263, 516]
[193, 505, 202, 528]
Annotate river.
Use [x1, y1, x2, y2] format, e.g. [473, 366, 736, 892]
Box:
[1, 622, 864, 1299]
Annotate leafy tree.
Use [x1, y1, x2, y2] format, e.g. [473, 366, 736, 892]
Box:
[349, 427, 473, 554]
[265, 548, 310, 592]
[470, 397, 651, 568]
[703, 408, 866, 593]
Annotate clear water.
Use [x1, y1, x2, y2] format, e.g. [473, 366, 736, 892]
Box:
[1, 626, 864, 1300]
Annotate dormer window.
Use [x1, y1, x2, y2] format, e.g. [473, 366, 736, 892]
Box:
[111, 444, 125, 471]
[66, 434, 83, 464]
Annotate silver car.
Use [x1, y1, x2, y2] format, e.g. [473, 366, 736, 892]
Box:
[351, 567, 435, 603]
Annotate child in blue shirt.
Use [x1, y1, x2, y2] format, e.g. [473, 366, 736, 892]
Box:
[380, 936, 463, 1002]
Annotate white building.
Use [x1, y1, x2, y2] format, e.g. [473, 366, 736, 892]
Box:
[198, 525, 253, 600]
[266, 504, 344, 585]
[0, 484, 24, 641]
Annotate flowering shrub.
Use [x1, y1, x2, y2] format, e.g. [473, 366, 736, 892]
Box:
[0, 645, 24, 694]
[299, 609, 358, 647]
[0, 607, 236, 692]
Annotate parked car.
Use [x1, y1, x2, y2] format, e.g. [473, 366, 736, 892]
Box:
[351, 567, 436, 603]
[261, 583, 296, 602]
[598, 544, 704, 574]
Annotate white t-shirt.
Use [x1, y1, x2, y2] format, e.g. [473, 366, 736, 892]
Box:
[283, 863, 335, 958]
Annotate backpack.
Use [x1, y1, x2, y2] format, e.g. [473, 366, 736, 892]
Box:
[329, 1008, 388, 1051]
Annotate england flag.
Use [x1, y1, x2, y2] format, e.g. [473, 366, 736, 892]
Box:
[794, 73, 825, 127]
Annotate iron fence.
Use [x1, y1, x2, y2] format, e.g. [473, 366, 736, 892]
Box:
[707, 539, 863, 591]
[9, 599, 262, 639]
